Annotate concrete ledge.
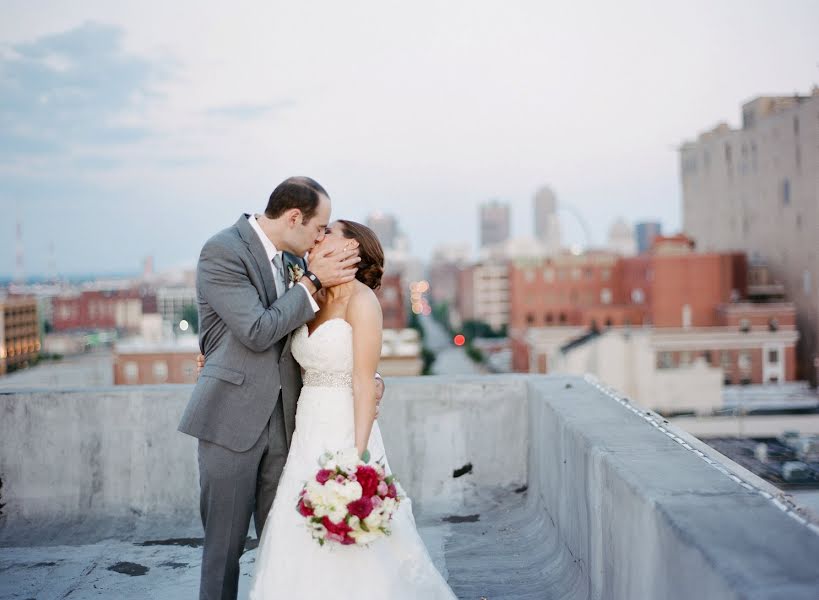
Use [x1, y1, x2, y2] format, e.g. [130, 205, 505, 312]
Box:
[2, 376, 819, 599]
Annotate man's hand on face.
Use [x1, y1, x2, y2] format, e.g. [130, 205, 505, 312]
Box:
[306, 241, 361, 291]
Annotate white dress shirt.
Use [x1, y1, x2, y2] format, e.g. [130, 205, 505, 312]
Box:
[248, 215, 319, 313]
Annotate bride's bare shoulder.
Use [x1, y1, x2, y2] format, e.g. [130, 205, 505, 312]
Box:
[347, 283, 382, 322]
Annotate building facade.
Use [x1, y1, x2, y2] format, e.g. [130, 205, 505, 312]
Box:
[635, 221, 663, 254]
[0, 295, 40, 375]
[533, 186, 562, 253]
[53, 289, 145, 333]
[479, 200, 510, 248]
[113, 339, 199, 385]
[375, 273, 407, 330]
[679, 87, 819, 383]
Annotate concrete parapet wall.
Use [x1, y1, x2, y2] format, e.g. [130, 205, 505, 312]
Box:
[2, 377, 819, 599]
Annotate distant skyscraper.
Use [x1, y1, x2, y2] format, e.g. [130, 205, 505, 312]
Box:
[533, 186, 562, 254]
[607, 218, 637, 256]
[635, 222, 663, 254]
[366, 212, 399, 250]
[480, 200, 510, 248]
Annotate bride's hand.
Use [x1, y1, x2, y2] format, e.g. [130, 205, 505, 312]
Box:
[196, 353, 205, 377]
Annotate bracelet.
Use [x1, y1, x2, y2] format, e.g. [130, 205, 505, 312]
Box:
[304, 270, 322, 291]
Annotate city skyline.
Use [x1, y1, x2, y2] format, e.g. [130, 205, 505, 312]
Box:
[2, 1, 819, 276]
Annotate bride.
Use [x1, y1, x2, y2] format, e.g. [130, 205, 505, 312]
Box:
[249, 220, 457, 599]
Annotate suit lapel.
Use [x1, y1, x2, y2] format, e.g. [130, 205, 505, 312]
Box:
[235, 214, 277, 306]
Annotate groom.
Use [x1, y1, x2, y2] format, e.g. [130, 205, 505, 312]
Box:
[179, 176, 367, 600]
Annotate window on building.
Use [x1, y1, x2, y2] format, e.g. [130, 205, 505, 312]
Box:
[605, 317, 613, 328]
[524, 270, 535, 283]
[601, 268, 611, 281]
[559, 312, 567, 324]
[543, 268, 555, 282]
[153, 360, 169, 383]
[682, 304, 692, 329]
[545, 313, 553, 324]
[183, 361, 196, 377]
[768, 318, 779, 332]
[680, 351, 692, 366]
[526, 314, 535, 325]
[739, 319, 751, 333]
[600, 288, 612, 305]
[657, 351, 673, 369]
[571, 268, 581, 281]
[124, 361, 138, 383]
[738, 351, 752, 373]
[631, 288, 645, 304]
[767, 349, 779, 364]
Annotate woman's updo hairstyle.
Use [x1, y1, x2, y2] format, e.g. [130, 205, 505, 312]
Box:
[336, 220, 384, 290]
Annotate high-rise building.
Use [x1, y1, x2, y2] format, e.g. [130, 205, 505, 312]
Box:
[635, 222, 663, 254]
[533, 187, 561, 253]
[366, 212, 399, 250]
[679, 86, 819, 384]
[480, 200, 510, 248]
[607, 218, 637, 256]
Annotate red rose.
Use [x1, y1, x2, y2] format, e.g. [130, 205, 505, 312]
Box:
[316, 469, 333, 484]
[386, 484, 397, 499]
[322, 516, 352, 537]
[347, 496, 374, 519]
[296, 498, 314, 517]
[341, 535, 356, 545]
[355, 465, 380, 497]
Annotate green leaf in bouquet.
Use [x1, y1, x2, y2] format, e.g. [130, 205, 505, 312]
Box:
[360, 521, 370, 532]
[361, 449, 371, 463]
[385, 475, 395, 484]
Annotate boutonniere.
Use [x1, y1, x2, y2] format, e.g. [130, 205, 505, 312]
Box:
[287, 263, 305, 288]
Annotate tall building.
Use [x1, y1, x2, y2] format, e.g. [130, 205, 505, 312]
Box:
[366, 212, 399, 250]
[0, 296, 40, 376]
[607, 218, 637, 256]
[679, 86, 819, 384]
[479, 200, 510, 248]
[457, 262, 510, 331]
[533, 186, 561, 253]
[635, 222, 663, 254]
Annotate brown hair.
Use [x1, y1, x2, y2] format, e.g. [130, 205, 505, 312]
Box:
[265, 176, 328, 222]
[336, 220, 384, 290]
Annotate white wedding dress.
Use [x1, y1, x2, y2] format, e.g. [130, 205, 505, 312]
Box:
[249, 318, 457, 599]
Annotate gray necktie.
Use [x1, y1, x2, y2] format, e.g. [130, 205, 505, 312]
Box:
[271, 253, 285, 297]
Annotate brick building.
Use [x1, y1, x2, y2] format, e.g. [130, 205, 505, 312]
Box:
[376, 273, 407, 330]
[53, 289, 148, 333]
[113, 339, 199, 385]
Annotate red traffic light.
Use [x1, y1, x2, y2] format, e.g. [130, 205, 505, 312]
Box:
[453, 334, 466, 346]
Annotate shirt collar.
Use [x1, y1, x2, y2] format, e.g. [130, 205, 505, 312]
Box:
[247, 214, 281, 263]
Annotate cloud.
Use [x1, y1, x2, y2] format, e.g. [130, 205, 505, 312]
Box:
[206, 99, 297, 120]
[0, 21, 163, 159]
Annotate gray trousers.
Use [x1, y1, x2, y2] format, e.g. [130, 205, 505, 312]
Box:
[198, 397, 288, 600]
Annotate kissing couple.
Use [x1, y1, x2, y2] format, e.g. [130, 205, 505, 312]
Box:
[178, 177, 456, 599]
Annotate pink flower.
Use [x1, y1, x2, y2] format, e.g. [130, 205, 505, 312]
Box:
[372, 496, 383, 508]
[356, 466, 380, 497]
[347, 496, 374, 519]
[335, 475, 346, 484]
[296, 498, 314, 517]
[387, 484, 397, 499]
[341, 535, 356, 545]
[316, 469, 333, 484]
[322, 516, 352, 538]
[377, 481, 389, 497]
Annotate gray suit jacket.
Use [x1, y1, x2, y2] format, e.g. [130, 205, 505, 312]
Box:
[178, 215, 316, 452]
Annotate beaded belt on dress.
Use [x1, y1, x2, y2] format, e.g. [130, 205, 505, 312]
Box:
[302, 370, 352, 388]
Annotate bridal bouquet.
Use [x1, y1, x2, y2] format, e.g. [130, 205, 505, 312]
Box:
[296, 448, 402, 546]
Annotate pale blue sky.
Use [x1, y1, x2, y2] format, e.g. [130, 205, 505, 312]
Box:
[2, 1, 818, 276]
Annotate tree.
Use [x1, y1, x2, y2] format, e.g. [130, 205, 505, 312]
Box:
[181, 304, 200, 334]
